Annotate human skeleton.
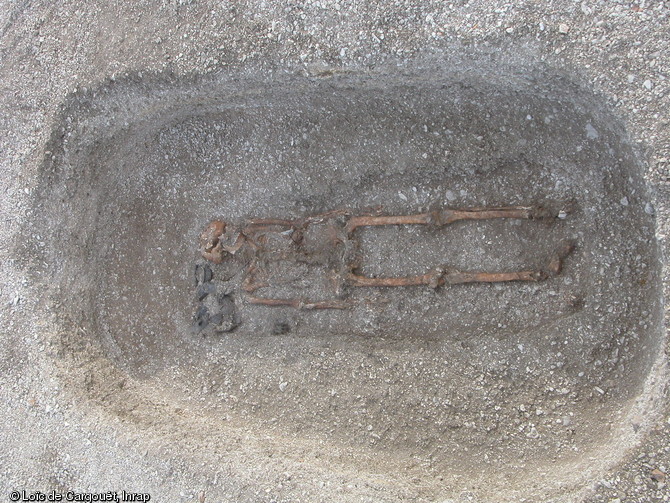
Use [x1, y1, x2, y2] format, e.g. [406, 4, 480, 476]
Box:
[198, 205, 575, 311]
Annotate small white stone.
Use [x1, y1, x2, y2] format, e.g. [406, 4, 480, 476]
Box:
[585, 123, 599, 139]
[627, 74, 636, 83]
[558, 210, 568, 219]
[643, 79, 653, 90]
[594, 386, 605, 395]
[505, 27, 514, 34]
[558, 23, 570, 34]
[644, 202, 655, 215]
[279, 382, 288, 392]
[620, 196, 629, 206]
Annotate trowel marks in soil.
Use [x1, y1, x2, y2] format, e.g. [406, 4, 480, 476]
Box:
[26, 58, 663, 501]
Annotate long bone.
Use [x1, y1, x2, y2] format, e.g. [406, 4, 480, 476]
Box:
[246, 295, 349, 310]
[346, 239, 575, 289]
[345, 205, 552, 234]
[346, 269, 547, 288]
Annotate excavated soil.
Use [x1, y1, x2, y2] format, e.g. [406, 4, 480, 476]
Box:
[23, 58, 664, 500]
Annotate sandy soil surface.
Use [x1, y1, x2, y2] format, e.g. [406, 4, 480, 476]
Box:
[1, 1, 668, 502]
